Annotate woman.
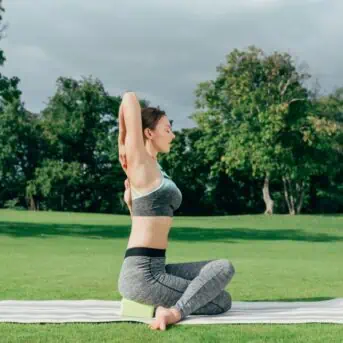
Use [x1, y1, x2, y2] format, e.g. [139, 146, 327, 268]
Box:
[117, 92, 235, 331]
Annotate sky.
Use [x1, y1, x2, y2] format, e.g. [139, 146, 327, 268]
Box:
[1, 0, 342, 130]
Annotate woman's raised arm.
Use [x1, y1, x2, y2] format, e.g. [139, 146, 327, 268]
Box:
[119, 92, 148, 167]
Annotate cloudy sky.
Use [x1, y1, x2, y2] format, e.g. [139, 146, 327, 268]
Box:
[1, 0, 342, 130]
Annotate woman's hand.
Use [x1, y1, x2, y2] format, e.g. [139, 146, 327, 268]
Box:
[119, 142, 128, 173]
[124, 178, 132, 212]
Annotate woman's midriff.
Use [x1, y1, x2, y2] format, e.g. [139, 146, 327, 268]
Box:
[126, 216, 173, 250]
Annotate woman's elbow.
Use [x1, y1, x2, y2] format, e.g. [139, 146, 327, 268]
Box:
[123, 92, 138, 104]
[122, 92, 140, 112]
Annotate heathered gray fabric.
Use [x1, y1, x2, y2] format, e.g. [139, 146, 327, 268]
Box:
[118, 255, 235, 320]
[130, 163, 182, 217]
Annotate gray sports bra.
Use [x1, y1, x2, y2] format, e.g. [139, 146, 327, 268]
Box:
[130, 162, 182, 217]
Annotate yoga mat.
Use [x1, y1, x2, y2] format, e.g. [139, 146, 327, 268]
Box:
[1, 299, 342, 324]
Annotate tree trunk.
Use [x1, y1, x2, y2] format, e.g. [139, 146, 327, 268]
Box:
[262, 174, 274, 214]
[283, 176, 294, 214]
[283, 177, 289, 214]
[29, 195, 36, 211]
[282, 176, 305, 215]
[296, 181, 305, 214]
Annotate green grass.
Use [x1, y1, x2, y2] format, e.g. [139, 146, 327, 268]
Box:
[1, 209, 342, 342]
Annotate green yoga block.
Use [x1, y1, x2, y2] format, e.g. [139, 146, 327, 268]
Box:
[120, 298, 155, 318]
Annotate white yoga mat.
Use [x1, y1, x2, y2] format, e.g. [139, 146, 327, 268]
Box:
[1, 299, 342, 324]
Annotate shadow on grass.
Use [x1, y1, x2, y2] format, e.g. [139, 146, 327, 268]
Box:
[0, 221, 342, 243]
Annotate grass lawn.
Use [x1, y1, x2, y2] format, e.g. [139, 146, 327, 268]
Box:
[0, 209, 342, 342]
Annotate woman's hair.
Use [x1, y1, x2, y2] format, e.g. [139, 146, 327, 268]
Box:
[141, 107, 166, 142]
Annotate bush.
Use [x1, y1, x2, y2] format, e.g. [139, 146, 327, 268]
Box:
[4, 198, 26, 211]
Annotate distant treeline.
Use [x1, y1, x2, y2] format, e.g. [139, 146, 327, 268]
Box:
[0, 5, 342, 215]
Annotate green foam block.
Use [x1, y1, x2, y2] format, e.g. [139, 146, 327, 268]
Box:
[120, 298, 155, 318]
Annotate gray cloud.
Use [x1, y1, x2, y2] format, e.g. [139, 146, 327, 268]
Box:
[1, 0, 342, 130]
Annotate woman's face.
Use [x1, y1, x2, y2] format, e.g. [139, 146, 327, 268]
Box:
[147, 115, 176, 153]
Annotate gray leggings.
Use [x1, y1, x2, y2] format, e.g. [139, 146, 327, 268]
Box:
[117, 247, 235, 320]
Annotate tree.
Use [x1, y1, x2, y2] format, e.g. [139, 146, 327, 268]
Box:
[29, 76, 122, 212]
[192, 46, 337, 215]
[0, 98, 42, 208]
[26, 160, 83, 211]
[306, 88, 343, 213]
[0, 1, 37, 207]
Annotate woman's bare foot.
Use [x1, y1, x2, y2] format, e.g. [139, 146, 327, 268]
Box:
[148, 306, 182, 331]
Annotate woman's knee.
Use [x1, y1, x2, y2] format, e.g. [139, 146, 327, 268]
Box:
[219, 259, 235, 281]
